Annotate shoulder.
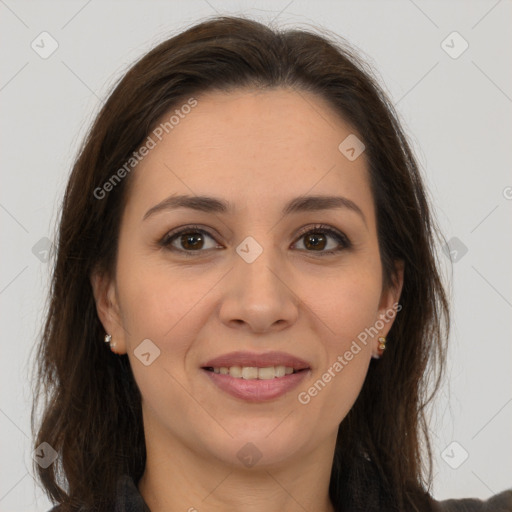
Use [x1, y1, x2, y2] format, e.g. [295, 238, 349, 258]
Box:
[46, 474, 150, 512]
[432, 489, 512, 512]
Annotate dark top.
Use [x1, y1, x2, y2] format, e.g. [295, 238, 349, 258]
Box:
[49, 473, 512, 511]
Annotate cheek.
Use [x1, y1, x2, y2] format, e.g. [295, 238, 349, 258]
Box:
[115, 257, 213, 418]
[295, 328, 372, 446]
[308, 261, 383, 347]
[115, 254, 215, 346]
[300, 267, 381, 412]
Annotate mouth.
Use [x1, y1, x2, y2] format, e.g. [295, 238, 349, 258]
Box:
[200, 351, 311, 402]
[202, 365, 307, 379]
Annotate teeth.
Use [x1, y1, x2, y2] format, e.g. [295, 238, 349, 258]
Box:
[211, 365, 298, 379]
[258, 367, 277, 380]
[242, 367, 258, 379]
[230, 366, 242, 378]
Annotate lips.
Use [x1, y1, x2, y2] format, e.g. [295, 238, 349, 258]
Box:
[201, 351, 312, 402]
[201, 351, 311, 370]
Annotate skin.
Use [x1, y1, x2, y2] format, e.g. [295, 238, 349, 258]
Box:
[91, 87, 404, 512]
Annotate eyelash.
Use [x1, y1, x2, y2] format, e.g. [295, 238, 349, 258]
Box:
[159, 223, 351, 258]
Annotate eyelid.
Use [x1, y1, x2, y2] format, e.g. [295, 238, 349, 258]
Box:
[293, 224, 350, 247]
[159, 223, 351, 256]
[159, 224, 220, 253]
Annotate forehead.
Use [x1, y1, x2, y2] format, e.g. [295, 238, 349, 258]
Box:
[126, 87, 373, 219]
[150, 87, 360, 165]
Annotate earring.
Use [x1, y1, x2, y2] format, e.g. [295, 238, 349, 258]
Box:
[104, 333, 117, 353]
[375, 336, 387, 359]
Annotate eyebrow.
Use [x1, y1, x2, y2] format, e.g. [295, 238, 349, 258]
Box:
[143, 194, 367, 226]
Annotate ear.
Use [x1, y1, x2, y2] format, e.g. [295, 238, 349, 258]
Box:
[90, 269, 127, 354]
[372, 259, 404, 358]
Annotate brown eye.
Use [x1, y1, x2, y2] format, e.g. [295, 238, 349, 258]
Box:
[293, 225, 351, 255]
[160, 223, 351, 257]
[160, 225, 219, 255]
[303, 232, 327, 251]
[179, 232, 205, 250]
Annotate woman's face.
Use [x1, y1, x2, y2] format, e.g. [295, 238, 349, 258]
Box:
[93, 88, 403, 469]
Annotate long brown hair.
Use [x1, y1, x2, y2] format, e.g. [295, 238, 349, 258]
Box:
[32, 15, 450, 511]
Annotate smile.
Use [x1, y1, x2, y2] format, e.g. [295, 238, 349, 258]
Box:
[204, 365, 298, 379]
[202, 366, 310, 402]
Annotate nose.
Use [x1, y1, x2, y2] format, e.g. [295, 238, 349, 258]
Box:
[218, 240, 299, 334]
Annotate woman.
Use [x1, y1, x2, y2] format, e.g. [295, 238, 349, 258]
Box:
[32, 15, 511, 512]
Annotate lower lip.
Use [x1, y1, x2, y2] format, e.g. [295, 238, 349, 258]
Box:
[202, 369, 310, 402]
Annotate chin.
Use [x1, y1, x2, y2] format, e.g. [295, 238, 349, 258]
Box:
[200, 421, 310, 469]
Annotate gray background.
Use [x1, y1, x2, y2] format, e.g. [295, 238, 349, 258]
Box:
[1, 0, 511, 510]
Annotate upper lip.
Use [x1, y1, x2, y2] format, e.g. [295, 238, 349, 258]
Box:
[201, 351, 311, 370]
